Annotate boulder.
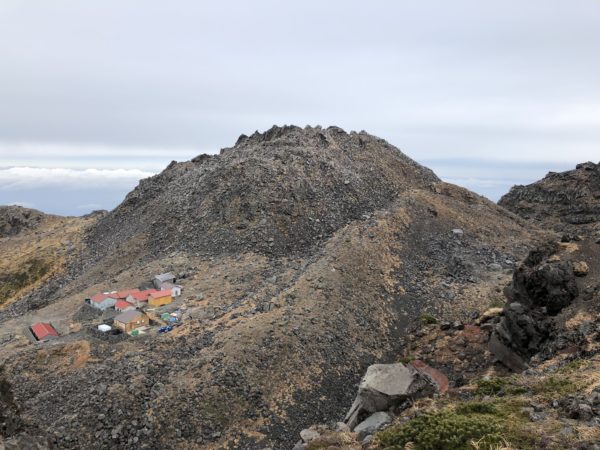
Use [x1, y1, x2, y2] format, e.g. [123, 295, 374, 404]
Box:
[299, 428, 320, 443]
[496, 303, 545, 355]
[292, 441, 307, 450]
[488, 333, 528, 372]
[572, 261, 589, 277]
[409, 360, 449, 394]
[490, 243, 581, 371]
[353, 412, 392, 440]
[510, 260, 578, 315]
[344, 363, 434, 429]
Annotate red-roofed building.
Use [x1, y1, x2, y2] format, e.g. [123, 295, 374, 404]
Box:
[89, 293, 118, 310]
[115, 288, 140, 300]
[30, 322, 59, 341]
[148, 290, 173, 307]
[126, 289, 158, 307]
[115, 300, 136, 312]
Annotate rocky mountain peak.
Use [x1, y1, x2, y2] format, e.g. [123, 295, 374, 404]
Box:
[87, 126, 439, 260]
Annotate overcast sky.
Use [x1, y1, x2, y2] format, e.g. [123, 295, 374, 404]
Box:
[1, 1, 599, 215]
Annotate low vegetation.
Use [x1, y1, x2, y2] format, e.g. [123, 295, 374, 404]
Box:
[376, 358, 600, 450]
[376, 407, 504, 450]
[474, 377, 526, 396]
[376, 396, 536, 450]
[420, 313, 438, 325]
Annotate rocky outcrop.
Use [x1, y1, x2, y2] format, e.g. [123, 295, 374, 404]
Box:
[499, 161, 600, 234]
[490, 243, 581, 371]
[0, 206, 46, 237]
[507, 242, 579, 315]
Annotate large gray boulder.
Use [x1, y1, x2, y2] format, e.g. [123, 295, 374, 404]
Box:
[354, 412, 392, 440]
[344, 363, 433, 429]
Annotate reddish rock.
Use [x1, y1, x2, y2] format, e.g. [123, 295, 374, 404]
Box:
[410, 360, 449, 394]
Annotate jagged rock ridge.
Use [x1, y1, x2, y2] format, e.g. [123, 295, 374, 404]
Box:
[87, 125, 439, 260]
[499, 161, 600, 233]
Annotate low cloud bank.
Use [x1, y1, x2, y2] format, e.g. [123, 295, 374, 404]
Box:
[0, 167, 155, 190]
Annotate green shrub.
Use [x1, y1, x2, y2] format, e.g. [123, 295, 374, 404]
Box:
[474, 378, 508, 396]
[377, 410, 503, 450]
[420, 313, 438, 325]
[474, 377, 529, 396]
[455, 402, 498, 415]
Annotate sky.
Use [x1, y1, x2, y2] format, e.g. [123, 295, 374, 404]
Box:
[1, 1, 599, 216]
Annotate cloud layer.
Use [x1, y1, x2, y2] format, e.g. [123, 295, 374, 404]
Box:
[0, 167, 154, 190]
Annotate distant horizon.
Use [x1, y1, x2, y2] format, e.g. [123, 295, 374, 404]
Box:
[0, 145, 587, 216]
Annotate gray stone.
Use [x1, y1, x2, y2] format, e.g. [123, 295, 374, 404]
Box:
[488, 333, 527, 372]
[576, 403, 594, 421]
[299, 428, 320, 443]
[292, 441, 307, 450]
[362, 435, 374, 445]
[354, 412, 392, 440]
[489, 263, 503, 271]
[452, 228, 464, 236]
[344, 363, 433, 429]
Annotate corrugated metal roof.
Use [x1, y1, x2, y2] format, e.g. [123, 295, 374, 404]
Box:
[116, 289, 140, 299]
[128, 289, 158, 301]
[115, 300, 135, 310]
[114, 310, 145, 324]
[154, 273, 175, 283]
[150, 290, 172, 299]
[91, 293, 118, 303]
[31, 322, 58, 340]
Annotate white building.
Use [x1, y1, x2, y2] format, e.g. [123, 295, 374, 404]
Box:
[89, 293, 117, 311]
